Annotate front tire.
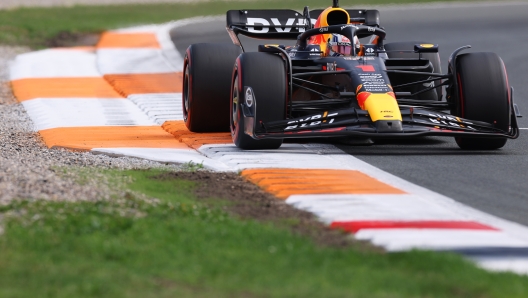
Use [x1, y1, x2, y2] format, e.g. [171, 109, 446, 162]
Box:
[183, 43, 242, 132]
[231, 52, 286, 150]
[454, 52, 510, 150]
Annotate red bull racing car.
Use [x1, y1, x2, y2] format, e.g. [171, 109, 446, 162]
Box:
[182, 0, 520, 150]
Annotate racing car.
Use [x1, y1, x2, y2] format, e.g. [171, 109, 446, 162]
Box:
[182, 0, 520, 150]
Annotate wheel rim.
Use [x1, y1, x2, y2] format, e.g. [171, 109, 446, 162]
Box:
[183, 65, 190, 121]
[232, 76, 239, 131]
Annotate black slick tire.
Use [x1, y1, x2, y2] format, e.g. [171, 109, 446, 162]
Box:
[231, 52, 286, 150]
[183, 43, 242, 132]
[454, 52, 510, 150]
[384, 41, 443, 101]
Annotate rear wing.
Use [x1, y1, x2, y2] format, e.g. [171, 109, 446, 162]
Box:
[226, 8, 380, 46]
[226, 9, 305, 41]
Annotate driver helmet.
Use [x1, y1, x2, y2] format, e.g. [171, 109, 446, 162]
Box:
[326, 34, 360, 57]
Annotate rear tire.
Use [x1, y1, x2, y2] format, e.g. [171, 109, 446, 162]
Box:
[454, 52, 510, 150]
[231, 52, 286, 150]
[384, 41, 443, 101]
[183, 43, 242, 132]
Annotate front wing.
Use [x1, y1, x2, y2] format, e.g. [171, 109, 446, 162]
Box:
[242, 105, 520, 140]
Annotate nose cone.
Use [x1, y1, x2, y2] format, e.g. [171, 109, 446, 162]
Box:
[358, 92, 402, 122]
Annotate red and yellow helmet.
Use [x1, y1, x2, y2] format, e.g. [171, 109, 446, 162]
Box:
[309, 7, 351, 55]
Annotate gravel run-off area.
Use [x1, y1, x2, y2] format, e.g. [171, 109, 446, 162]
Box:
[0, 46, 181, 205]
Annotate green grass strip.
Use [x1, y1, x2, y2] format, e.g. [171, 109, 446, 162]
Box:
[0, 169, 527, 297]
[0, 0, 482, 48]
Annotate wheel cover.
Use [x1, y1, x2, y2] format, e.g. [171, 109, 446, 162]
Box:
[232, 76, 239, 130]
[183, 65, 190, 121]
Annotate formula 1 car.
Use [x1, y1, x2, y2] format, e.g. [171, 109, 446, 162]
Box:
[182, 0, 520, 150]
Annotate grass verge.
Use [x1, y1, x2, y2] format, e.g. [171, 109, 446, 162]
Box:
[0, 0, 484, 48]
[0, 169, 527, 297]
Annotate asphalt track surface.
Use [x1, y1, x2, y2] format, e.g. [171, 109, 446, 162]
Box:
[170, 2, 528, 226]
